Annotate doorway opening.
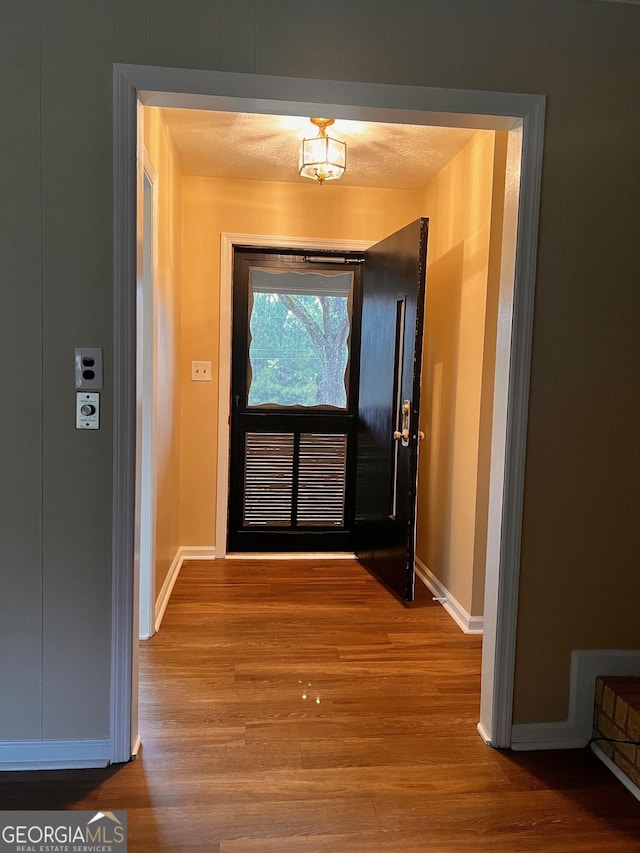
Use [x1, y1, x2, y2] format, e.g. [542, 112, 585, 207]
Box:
[113, 65, 545, 762]
[228, 247, 364, 553]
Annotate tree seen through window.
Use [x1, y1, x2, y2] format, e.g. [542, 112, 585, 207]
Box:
[247, 271, 351, 408]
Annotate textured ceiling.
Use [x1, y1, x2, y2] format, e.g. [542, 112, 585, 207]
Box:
[161, 109, 481, 191]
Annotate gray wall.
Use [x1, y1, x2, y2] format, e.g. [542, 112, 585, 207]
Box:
[1, 0, 639, 743]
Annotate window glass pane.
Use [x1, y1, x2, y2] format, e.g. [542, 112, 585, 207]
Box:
[247, 268, 352, 408]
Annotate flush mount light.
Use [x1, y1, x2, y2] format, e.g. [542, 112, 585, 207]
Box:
[298, 118, 346, 185]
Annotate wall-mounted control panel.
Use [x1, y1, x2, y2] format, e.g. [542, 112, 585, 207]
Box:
[76, 392, 100, 430]
[75, 347, 103, 390]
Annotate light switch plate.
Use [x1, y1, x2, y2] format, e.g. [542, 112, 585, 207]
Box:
[192, 361, 212, 381]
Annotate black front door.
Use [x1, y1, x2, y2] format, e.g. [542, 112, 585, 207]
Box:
[228, 248, 363, 552]
[354, 219, 429, 602]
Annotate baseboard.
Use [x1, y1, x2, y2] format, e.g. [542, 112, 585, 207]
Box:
[477, 721, 492, 745]
[0, 738, 110, 770]
[510, 722, 587, 750]
[224, 552, 357, 560]
[178, 546, 219, 561]
[414, 558, 483, 635]
[153, 549, 183, 632]
[591, 742, 640, 802]
[154, 546, 218, 632]
[511, 649, 640, 751]
[131, 733, 142, 758]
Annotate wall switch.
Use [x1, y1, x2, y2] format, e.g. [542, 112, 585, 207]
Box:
[76, 392, 100, 429]
[192, 361, 212, 381]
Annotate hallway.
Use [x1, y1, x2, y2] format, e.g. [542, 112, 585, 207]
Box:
[1, 558, 639, 850]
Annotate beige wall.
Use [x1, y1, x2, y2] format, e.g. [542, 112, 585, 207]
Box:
[180, 174, 422, 547]
[2, 0, 639, 746]
[143, 109, 183, 596]
[415, 131, 506, 618]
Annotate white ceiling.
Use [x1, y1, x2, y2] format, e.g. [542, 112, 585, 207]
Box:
[161, 108, 481, 191]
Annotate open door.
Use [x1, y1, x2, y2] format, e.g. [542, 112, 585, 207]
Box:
[354, 219, 428, 602]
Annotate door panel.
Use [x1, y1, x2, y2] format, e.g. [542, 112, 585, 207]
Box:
[355, 219, 429, 601]
[228, 249, 363, 552]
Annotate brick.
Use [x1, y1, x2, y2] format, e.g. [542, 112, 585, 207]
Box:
[602, 684, 617, 719]
[628, 694, 640, 714]
[627, 704, 640, 742]
[614, 694, 630, 729]
[594, 710, 608, 738]
[596, 738, 615, 760]
[596, 712, 627, 744]
[616, 739, 637, 764]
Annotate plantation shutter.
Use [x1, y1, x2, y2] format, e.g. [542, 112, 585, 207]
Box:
[242, 432, 347, 528]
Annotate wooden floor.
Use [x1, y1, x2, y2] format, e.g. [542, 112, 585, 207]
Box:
[2, 558, 639, 851]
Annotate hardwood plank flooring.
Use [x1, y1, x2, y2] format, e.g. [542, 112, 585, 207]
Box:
[1, 558, 639, 851]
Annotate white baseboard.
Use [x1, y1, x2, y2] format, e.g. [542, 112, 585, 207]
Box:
[178, 546, 219, 561]
[511, 648, 640, 751]
[131, 733, 142, 758]
[477, 721, 492, 745]
[0, 739, 110, 770]
[153, 546, 217, 632]
[591, 742, 640, 802]
[224, 552, 357, 560]
[414, 558, 483, 635]
[153, 549, 183, 632]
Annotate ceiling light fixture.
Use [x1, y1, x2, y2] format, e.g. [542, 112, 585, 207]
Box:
[298, 118, 346, 186]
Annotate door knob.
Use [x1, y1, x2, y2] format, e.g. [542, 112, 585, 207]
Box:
[418, 430, 425, 441]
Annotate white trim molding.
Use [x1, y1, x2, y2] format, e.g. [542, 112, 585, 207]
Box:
[511, 649, 640, 750]
[153, 549, 182, 634]
[152, 546, 218, 634]
[179, 546, 219, 561]
[111, 61, 139, 767]
[217, 232, 372, 559]
[0, 739, 110, 771]
[415, 558, 483, 635]
[225, 552, 357, 560]
[112, 63, 545, 763]
[131, 734, 142, 758]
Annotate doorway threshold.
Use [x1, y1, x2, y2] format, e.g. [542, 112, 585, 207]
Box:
[223, 552, 357, 560]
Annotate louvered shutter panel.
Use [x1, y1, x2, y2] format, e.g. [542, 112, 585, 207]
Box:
[242, 432, 348, 528]
[243, 433, 294, 526]
[297, 434, 347, 526]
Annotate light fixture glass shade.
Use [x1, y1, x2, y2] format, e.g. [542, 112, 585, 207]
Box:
[299, 118, 346, 185]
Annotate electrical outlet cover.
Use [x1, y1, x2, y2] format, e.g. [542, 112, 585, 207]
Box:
[192, 361, 212, 381]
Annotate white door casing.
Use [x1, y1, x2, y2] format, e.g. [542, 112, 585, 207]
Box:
[112, 64, 545, 762]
